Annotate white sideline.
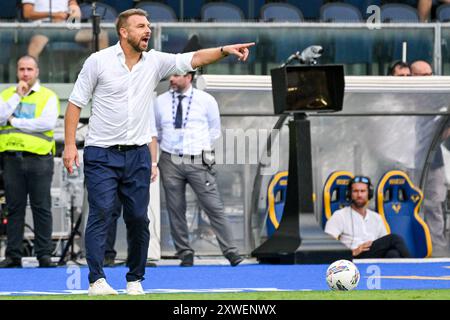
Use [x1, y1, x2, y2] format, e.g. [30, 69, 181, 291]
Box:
[354, 258, 450, 264]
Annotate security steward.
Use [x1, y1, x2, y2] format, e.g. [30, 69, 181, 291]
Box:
[0, 55, 59, 268]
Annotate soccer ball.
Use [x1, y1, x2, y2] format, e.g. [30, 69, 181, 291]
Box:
[326, 260, 360, 291]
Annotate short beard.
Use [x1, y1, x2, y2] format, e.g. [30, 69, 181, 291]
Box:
[352, 200, 367, 209]
[127, 37, 145, 53]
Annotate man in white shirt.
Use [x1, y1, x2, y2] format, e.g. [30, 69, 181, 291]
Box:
[22, 0, 109, 58]
[155, 71, 243, 268]
[0, 55, 59, 268]
[63, 8, 254, 295]
[325, 176, 410, 258]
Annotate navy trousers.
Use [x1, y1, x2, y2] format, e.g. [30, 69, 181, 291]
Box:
[83, 145, 151, 283]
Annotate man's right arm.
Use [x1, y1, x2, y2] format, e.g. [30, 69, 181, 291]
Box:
[63, 102, 81, 174]
[0, 81, 29, 123]
[324, 212, 343, 241]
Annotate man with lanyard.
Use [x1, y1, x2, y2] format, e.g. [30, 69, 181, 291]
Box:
[155, 71, 243, 267]
[0, 55, 59, 268]
[63, 8, 254, 295]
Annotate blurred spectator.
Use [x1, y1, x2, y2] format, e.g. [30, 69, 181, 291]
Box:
[412, 60, 450, 256]
[387, 60, 411, 76]
[411, 60, 433, 75]
[22, 0, 109, 58]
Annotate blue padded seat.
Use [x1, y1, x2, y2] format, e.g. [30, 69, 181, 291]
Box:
[79, 2, 118, 22]
[436, 4, 450, 22]
[381, 3, 420, 22]
[376, 170, 432, 258]
[260, 3, 304, 22]
[266, 171, 288, 237]
[201, 2, 245, 22]
[135, 2, 178, 22]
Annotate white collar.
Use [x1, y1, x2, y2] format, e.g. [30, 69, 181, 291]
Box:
[115, 41, 147, 62]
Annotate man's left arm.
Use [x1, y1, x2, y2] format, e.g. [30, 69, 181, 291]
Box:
[9, 95, 59, 132]
[191, 43, 255, 69]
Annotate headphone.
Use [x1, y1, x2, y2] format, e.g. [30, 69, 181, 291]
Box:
[346, 175, 374, 202]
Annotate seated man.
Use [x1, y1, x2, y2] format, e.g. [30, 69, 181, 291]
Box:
[387, 61, 411, 76]
[325, 175, 411, 258]
[22, 0, 109, 59]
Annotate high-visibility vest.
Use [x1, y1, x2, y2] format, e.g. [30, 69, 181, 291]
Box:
[0, 85, 60, 155]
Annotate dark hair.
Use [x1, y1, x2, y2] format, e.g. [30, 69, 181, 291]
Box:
[387, 60, 410, 76]
[116, 8, 148, 37]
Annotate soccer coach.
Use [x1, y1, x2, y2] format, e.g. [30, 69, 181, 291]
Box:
[63, 8, 254, 295]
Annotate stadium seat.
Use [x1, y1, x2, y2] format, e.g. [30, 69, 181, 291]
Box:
[320, 3, 372, 68]
[135, 2, 178, 22]
[0, 0, 18, 21]
[436, 4, 450, 22]
[375, 170, 432, 258]
[260, 3, 304, 22]
[79, 2, 118, 22]
[226, 0, 251, 20]
[201, 2, 245, 22]
[320, 2, 363, 22]
[322, 171, 354, 229]
[166, 0, 204, 21]
[287, 0, 323, 21]
[381, 4, 420, 23]
[266, 171, 288, 237]
[99, 0, 134, 14]
[343, 0, 381, 18]
[378, 4, 429, 71]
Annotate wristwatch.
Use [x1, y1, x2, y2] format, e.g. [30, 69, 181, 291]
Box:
[220, 47, 229, 57]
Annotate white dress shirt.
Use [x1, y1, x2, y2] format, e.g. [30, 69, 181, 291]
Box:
[325, 206, 388, 250]
[155, 85, 221, 156]
[22, 0, 70, 22]
[0, 81, 59, 132]
[69, 42, 195, 147]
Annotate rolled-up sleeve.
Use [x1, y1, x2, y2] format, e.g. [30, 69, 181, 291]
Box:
[69, 54, 99, 109]
[324, 214, 343, 240]
[156, 51, 196, 80]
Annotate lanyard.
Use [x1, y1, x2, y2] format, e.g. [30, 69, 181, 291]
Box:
[171, 89, 194, 129]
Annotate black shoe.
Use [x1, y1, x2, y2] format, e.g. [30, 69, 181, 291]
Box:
[104, 256, 115, 267]
[0, 257, 21, 268]
[180, 253, 194, 267]
[225, 252, 244, 267]
[38, 256, 57, 268]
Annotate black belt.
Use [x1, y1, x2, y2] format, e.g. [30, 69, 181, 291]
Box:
[3, 151, 49, 157]
[109, 145, 142, 151]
